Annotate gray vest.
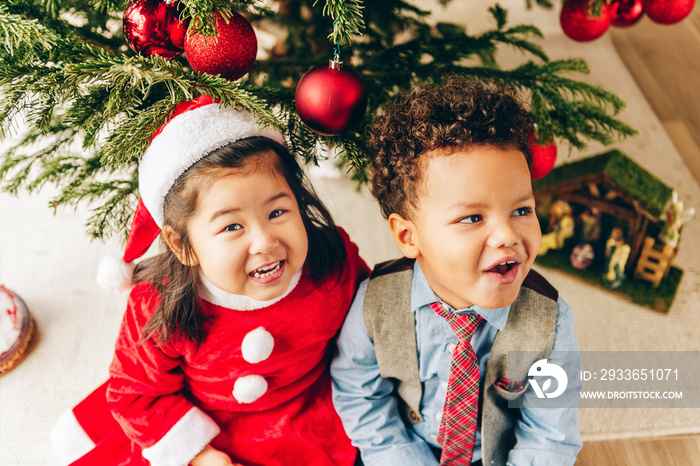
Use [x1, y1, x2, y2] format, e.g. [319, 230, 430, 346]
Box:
[363, 258, 558, 466]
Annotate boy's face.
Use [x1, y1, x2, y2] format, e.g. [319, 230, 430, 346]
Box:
[390, 146, 542, 310]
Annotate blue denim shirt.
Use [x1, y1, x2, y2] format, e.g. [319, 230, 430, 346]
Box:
[331, 261, 582, 466]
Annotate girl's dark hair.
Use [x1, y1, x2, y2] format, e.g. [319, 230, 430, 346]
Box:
[133, 137, 346, 345]
[366, 77, 533, 220]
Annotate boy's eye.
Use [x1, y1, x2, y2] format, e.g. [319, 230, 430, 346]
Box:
[459, 215, 482, 224]
[513, 207, 534, 217]
[223, 223, 243, 232]
[269, 209, 286, 220]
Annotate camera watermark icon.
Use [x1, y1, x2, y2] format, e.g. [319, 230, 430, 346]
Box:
[528, 359, 568, 399]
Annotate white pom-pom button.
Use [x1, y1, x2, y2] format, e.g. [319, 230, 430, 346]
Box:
[241, 327, 274, 364]
[233, 375, 268, 403]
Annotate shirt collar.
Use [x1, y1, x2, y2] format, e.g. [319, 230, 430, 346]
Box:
[410, 260, 510, 331]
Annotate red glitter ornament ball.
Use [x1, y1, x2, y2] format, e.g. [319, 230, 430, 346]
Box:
[610, 0, 645, 27]
[560, 0, 611, 42]
[643, 0, 696, 24]
[528, 131, 558, 180]
[123, 0, 188, 59]
[295, 60, 368, 136]
[184, 11, 257, 81]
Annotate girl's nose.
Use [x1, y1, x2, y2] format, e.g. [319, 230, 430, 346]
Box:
[249, 228, 279, 255]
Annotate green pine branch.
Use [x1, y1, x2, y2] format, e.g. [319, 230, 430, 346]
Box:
[525, 0, 555, 8]
[529, 0, 609, 14]
[1, 0, 637, 241]
[319, 0, 365, 47]
[0, 3, 58, 56]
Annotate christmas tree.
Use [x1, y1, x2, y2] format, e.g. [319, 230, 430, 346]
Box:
[0, 0, 635, 241]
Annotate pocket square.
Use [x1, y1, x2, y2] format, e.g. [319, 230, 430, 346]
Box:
[494, 376, 527, 393]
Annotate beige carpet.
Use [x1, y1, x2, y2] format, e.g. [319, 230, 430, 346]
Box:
[1, 2, 700, 465]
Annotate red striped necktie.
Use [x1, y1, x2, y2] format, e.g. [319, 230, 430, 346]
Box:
[429, 301, 483, 465]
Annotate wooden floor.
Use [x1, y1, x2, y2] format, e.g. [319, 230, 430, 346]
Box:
[575, 11, 700, 466]
[577, 434, 700, 465]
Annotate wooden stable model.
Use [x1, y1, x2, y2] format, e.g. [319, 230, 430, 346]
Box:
[532, 150, 686, 290]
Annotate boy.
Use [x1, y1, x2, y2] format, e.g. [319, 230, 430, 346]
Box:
[331, 78, 582, 466]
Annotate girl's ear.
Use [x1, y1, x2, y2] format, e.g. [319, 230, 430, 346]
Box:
[162, 226, 199, 266]
[388, 213, 420, 259]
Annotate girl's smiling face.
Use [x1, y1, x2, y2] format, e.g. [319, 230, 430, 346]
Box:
[173, 160, 309, 301]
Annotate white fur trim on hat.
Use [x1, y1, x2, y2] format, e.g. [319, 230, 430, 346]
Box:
[241, 327, 274, 364]
[233, 374, 268, 403]
[139, 103, 286, 227]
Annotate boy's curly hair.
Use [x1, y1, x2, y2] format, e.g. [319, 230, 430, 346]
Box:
[366, 77, 533, 219]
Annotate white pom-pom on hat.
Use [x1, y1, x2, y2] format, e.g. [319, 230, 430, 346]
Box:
[233, 375, 268, 404]
[96, 197, 160, 292]
[96, 254, 137, 293]
[96, 95, 286, 292]
[241, 327, 274, 364]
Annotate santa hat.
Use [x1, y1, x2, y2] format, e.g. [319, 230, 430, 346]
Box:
[96, 95, 286, 292]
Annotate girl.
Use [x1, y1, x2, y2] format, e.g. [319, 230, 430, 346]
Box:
[51, 96, 370, 466]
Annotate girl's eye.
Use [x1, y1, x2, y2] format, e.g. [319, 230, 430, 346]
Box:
[513, 207, 534, 217]
[269, 209, 286, 220]
[223, 223, 243, 232]
[459, 215, 482, 224]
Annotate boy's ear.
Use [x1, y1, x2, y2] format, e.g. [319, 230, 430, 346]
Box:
[388, 213, 420, 259]
[162, 226, 199, 267]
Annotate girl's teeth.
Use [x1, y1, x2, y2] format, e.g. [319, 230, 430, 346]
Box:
[253, 262, 281, 278]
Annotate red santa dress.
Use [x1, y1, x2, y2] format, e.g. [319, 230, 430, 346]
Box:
[53, 229, 369, 466]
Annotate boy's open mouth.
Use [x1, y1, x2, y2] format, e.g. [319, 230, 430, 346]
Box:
[486, 261, 517, 275]
[250, 260, 284, 279]
[484, 259, 520, 285]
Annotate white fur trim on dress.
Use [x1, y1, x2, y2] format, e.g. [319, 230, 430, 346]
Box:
[141, 406, 220, 466]
[198, 268, 302, 311]
[50, 409, 97, 466]
[241, 327, 274, 364]
[139, 103, 286, 227]
[233, 374, 268, 404]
